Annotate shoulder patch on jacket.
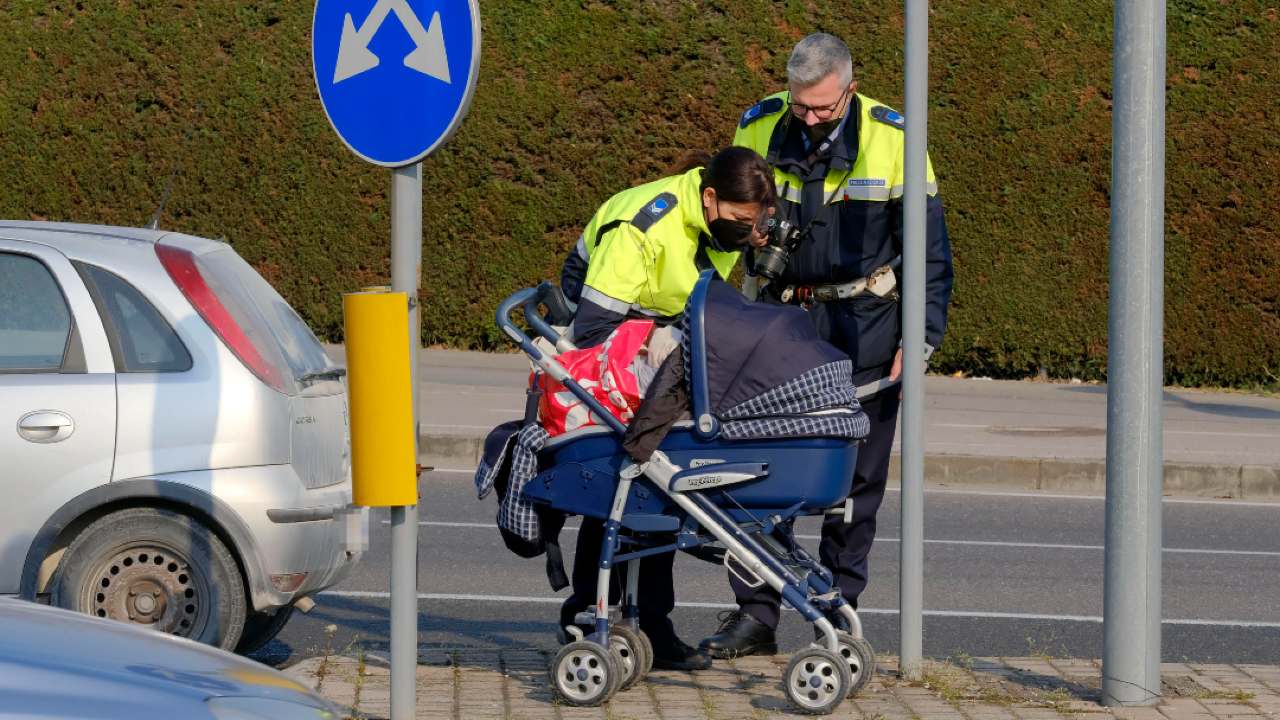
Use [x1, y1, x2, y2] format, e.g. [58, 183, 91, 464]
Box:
[631, 192, 678, 232]
[739, 97, 785, 129]
[870, 105, 905, 130]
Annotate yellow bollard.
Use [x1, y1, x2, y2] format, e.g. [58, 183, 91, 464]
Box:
[344, 290, 417, 507]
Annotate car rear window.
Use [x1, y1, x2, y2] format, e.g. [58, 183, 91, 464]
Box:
[75, 262, 192, 373]
[194, 247, 336, 392]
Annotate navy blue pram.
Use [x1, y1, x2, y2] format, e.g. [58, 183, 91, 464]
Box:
[495, 270, 876, 714]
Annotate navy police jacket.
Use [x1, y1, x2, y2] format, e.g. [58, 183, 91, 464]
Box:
[735, 92, 954, 384]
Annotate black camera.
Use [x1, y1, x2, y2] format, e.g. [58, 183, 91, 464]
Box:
[752, 216, 802, 280]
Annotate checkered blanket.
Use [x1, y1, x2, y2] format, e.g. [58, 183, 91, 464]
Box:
[719, 360, 870, 440]
[474, 422, 549, 546]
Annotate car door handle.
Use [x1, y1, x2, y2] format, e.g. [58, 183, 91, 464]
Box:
[17, 411, 75, 443]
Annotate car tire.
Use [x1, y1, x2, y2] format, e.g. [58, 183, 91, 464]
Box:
[51, 507, 246, 650]
[235, 604, 295, 655]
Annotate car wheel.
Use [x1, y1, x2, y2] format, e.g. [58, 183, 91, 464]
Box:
[51, 507, 246, 650]
[236, 604, 295, 655]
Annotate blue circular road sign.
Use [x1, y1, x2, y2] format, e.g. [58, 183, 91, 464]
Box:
[312, 0, 480, 167]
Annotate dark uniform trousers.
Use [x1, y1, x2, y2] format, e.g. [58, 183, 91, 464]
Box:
[561, 520, 678, 644]
[731, 385, 902, 629]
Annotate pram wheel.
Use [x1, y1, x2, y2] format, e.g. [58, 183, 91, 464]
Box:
[784, 647, 851, 715]
[832, 632, 875, 697]
[550, 640, 621, 706]
[609, 625, 650, 690]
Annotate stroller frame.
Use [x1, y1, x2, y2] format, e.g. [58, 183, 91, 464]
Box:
[496, 272, 873, 714]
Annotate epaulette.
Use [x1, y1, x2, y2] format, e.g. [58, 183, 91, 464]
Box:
[630, 192, 678, 232]
[739, 97, 785, 129]
[869, 105, 905, 130]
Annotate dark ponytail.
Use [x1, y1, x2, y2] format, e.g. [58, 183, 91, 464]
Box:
[699, 146, 777, 208]
[668, 150, 713, 175]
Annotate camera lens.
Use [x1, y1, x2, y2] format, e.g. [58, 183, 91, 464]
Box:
[754, 245, 789, 280]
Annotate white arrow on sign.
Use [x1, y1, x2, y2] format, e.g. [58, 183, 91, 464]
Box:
[333, 0, 451, 85]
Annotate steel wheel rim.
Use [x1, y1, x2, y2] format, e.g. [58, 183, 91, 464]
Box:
[609, 635, 636, 680]
[789, 655, 842, 710]
[836, 638, 865, 686]
[557, 649, 609, 702]
[83, 543, 210, 638]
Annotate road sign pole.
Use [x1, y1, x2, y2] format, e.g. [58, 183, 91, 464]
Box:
[1103, 0, 1166, 707]
[899, 0, 928, 682]
[314, 2, 480, 715]
[389, 163, 423, 720]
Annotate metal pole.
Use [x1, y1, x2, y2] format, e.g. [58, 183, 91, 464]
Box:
[390, 163, 423, 719]
[899, 0, 928, 681]
[1103, 0, 1165, 707]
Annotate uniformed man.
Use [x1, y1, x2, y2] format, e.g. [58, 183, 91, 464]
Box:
[699, 33, 954, 658]
[558, 146, 777, 670]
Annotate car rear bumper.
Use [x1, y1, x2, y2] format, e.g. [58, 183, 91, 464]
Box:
[154, 465, 367, 611]
[258, 503, 368, 604]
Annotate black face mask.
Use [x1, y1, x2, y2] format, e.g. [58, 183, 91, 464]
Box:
[706, 218, 754, 252]
[804, 117, 842, 144]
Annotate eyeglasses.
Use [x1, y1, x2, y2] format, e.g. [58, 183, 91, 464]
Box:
[717, 202, 772, 235]
[788, 87, 852, 120]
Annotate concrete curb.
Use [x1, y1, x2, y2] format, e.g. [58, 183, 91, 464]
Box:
[421, 431, 1278, 499]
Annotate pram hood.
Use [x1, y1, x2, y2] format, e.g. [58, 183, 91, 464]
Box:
[692, 278, 851, 414]
[623, 272, 869, 461]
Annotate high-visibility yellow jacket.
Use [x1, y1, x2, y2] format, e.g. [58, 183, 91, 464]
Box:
[560, 167, 739, 344]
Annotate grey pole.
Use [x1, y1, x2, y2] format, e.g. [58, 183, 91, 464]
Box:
[389, 163, 423, 719]
[899, 0, 928, 681]
[1103, 0, 1165, 707]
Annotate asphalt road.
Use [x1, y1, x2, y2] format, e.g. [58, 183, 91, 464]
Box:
[254, 470, 1280, 668]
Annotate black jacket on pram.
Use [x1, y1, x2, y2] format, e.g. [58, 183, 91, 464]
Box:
[477, 275, 869, 587]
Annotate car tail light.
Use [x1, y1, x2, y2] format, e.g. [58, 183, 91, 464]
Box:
[156, 244, 288, 393]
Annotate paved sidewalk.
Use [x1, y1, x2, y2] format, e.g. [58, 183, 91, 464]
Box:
[325, 346, 1280, 498]
[287, 649, 1280, 720]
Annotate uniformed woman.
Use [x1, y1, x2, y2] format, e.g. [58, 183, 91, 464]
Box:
[557, 145, 777, 670]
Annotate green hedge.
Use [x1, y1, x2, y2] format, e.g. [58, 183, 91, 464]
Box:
[1, 1, 1276, 387]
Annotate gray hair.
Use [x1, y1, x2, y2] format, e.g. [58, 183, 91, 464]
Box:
[786, 33, 854, 88]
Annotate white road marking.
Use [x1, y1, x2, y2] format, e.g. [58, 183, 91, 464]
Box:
[1166, 430, 1280, 438]
[318, 590, 1280, 629]
[932, 423, 1279, 439]
[883, 486, 1280, 508]
[424, 469, 1280, 507]
[391, 521, 1280, 557]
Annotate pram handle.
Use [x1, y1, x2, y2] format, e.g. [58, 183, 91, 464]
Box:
[687, 270, 720, 440]
[496, 286, 628, 436]
[524, 282, 579, 354]
[533, 281, 576, 326]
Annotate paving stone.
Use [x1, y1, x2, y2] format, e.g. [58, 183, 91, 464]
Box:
[953, 703, 1019, 720]
[557, 705, 608, 720]
[284, 652, 1280, 720]
[1010, 708, 1072, 720]
[1112, 707, 1168, 720]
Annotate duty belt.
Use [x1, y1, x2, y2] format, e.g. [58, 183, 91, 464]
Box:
[779, 256, 902, 307]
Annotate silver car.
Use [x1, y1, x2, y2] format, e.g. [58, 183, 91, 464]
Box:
[0, 221, 367, 653]
[0, 597, 339, 718]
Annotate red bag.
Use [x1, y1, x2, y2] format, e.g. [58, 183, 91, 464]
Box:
[536, 319, 654, 436]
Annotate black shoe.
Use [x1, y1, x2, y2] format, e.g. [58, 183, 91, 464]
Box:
[698, 610, 778, 659]
[650, 635, 713, 671]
